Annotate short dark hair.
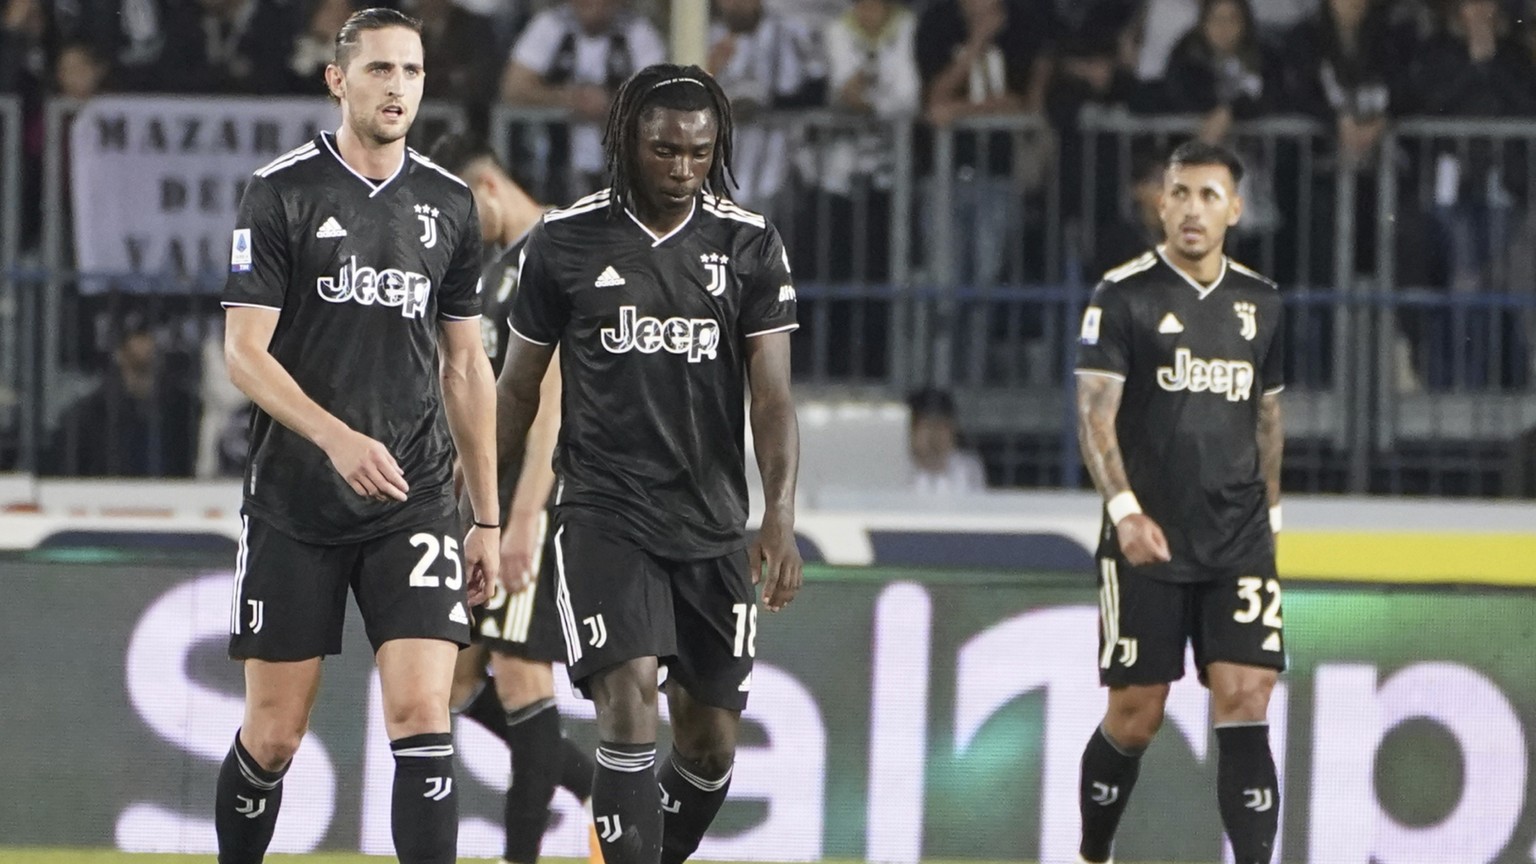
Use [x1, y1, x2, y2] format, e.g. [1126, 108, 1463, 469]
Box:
[603, 64, 736, 215]
[1167, 140, 1245, 185]
[334, 7, 422, 70]
[427, 132, 501, 177]
[908, 387, 957, 422]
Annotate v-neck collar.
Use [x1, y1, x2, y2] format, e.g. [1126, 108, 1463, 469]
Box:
[1157, 244, 1228, 300]
[624, 198, 696, 247]
[321, 131, 406, 198]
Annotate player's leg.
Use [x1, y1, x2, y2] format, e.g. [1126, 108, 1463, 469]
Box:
[554, 521, 678, 864]
[377, 638, 462, 864]
[219, 517, 351, 864]
[659, 684, 740, 864]
[356, 514, 476, 864]
[490, 651, 563, 864]
[450, 640, 496, 732]
[1199, 573, 1286, 864]
[656, 550, 755, 864]
[1079, 558, 1186, 864]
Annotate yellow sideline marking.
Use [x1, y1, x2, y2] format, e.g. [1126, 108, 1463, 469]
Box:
[1280, 532, 1536, 586]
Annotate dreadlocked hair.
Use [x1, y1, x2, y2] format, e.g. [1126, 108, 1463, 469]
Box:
[602, 64, 736, 216]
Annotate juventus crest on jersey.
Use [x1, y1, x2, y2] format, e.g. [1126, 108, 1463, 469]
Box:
[510, 189, 797, 560]
[222, 132, 484, 544]
[1076, 247, 1285, 581]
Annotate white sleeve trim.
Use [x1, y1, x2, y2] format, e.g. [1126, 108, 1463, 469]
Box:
[745, 322, 799, 338]
[1263, 384, 1286, 395]
[221, 302, 283, 311]
[438, 312, 482, 321]
[1074, 369, 1127, 381]
[509, 323, 554, 347]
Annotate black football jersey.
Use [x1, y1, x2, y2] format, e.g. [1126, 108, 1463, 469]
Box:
[1075, 247, 1284, 582]
[222, 132, 483, 544]
[510, 190, 798, 560]
[479, 230, 532, 378]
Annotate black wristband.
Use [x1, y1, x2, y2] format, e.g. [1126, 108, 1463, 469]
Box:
[472, 520, 501, 530]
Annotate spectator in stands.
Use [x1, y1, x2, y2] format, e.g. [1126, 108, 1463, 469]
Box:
[0, 0, 43, 96]
[798, 0, 920, 281]
[707, 0, 825, 210]
[50, 0, 167, 90]
[1416, 0, 1536, 118]
[1160, 0, 1281, 142]
[1135, 0, 1198, 81]
[915, 0, 1057, 286]
[1283, 0, 1404, 167]
[53, 39, 108, 99]
[1091, 150, 1164, 275]
[500, 0, 665, 195]
[907, 387, 987, 494]
[288, 0, 363, 94]
[1413, 0, 1536, 388]
[47, 319, 199, 477]
[415, 0, 502, 136]
[143, 0, 302, 94]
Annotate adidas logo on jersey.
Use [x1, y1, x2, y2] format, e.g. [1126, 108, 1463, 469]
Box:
[1157, 347, 1255, 401]
[316, 217, 347, 239]
[449, 603, 469, 625]
[595, 266, 626, 287]
[1157, 313, 1184, 334]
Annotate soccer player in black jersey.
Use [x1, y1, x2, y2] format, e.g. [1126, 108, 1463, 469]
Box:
[216, 10, 499, 864]
[429, 133, 602, 864]
[497, 64, 803, 864]
[1073, 141, 1285, 864]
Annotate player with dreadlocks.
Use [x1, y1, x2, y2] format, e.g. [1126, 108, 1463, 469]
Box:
[495, 63, 803, 864]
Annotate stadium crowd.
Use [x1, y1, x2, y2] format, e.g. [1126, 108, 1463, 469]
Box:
[3, 0, 1536, 480]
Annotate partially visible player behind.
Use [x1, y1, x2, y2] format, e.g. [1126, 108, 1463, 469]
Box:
[428, 132, 602, 864]
[499, 64, 803, 864]
[1073, 141, 1286, 864]
[216, 9, 498, 864]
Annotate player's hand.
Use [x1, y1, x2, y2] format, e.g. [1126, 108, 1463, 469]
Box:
[1117, 513, 1172, 567]
[497, 510, 541, 594]
[463, 525, 499, 606]
[324, 428, 409, 501]
[750, 518, 803, 612]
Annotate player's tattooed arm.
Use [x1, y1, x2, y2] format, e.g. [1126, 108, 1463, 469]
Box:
[746, 332, 803, 612]
[1077, 373, 1171, 565]
[1257, 391, 1284, 508]
[1075, 374, 1131, 499]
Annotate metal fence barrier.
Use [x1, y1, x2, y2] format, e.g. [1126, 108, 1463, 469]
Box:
[4, 100, 1535, 497]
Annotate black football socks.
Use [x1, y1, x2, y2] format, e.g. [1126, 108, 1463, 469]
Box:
[592, 741, 662, 864]
[1078, 725, 1144, 864]
[658, 751, 733, 864]
[391, 732, 459, 864]
[215, 731, 288, 864]
[1216, 722, 1279, 864]
[503, 698, 562, 864]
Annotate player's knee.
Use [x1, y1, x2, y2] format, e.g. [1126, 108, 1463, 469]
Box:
[385, 697, 452, 737]
[592, 664, 659, 740]
[1104, 690, 1167, 750]
[242, 722, 306, 771]
[687, 740, 736, 778]
[1211, 674, 1275, 722]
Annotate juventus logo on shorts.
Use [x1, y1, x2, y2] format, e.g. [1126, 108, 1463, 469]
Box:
[700, 252, 729, 296]
[415, 204, 440, 249]
[1235, 301, 1258, 341]
[583, 614, 608, 648]
[246, 599, 265, 634]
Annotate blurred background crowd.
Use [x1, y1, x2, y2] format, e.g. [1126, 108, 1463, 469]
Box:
[2, 0, 1535, 496]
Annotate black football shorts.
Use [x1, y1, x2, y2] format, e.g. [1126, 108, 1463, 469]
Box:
[549, 517, 756, 711]
[228, 512, 473, 661]
[472, 512, 565, 662]
[1095, 555, 1286, 687]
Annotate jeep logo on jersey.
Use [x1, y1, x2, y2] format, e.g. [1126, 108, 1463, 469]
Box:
[601, 305, 720, 363]
[1157, 347, 1255, 401]
[317, 257, 431, 319]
